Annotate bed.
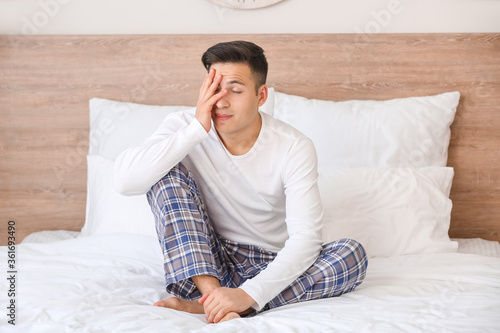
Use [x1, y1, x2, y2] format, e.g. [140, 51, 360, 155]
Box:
[1, 34, 500, 332]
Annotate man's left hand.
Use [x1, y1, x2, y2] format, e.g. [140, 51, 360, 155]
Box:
[199, 287, 255, 323]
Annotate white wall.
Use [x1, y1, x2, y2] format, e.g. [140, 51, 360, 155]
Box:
[0, 0, 499, 35]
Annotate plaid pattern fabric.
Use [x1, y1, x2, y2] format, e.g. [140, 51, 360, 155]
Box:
[265, 238, 367, 311]
[147, 163, 368, 312]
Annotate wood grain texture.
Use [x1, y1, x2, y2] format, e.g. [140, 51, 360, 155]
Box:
[1, 34, 499, 245]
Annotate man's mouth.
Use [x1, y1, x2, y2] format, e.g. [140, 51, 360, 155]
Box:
[215, 113, 233, 121]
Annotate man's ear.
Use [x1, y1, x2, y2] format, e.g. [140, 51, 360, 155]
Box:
[257, 84, 268, 107]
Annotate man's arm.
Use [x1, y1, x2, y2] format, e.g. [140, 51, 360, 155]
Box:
[113, 112, 207, 195]
[113, 69, 227, 195]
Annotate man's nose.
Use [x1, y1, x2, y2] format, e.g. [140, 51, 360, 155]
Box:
[216, 94, 229, 109]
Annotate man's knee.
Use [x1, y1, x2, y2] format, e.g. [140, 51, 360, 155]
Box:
[345, 238, 367, 260]
[151, 162, 189, 189]
[323, 238, 368, 278]
[147, 162, 191, 210]
[325, 238, 366, 257]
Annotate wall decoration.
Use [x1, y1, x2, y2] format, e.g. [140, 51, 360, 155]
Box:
[206, 0, 284, 10]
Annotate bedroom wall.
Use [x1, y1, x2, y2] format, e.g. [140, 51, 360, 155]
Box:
[1, 0, 499, 35]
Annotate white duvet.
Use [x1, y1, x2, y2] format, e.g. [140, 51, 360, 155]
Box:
[1, 233, 500, 333]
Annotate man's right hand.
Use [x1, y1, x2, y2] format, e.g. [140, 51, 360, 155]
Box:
[196, 68, 228, 133]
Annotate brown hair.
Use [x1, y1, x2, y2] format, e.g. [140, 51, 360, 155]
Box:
[201, 40, 268, 93]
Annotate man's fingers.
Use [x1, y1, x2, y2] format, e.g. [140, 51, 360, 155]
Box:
[207, 74, 223, 97]
[202, 293, 216, 321]
[213, 308, 228, 324]
[198, 293, 209, 304]
[198, 70, 214, 99]
[207, 304, 226, 324]
[206, 304, 216, 323]
[208, 89, 228, 105]
[200, 70, 222, 100]
[203, 292, 224, 324]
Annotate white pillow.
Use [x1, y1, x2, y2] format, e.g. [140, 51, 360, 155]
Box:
[319, 167, 458, 258]
[88, 98, 193, 159]
[263, 87, 275, 116]
[89, 88, 275, 159]
[81, 155, 157, 238]
[273, 91, 460, 169]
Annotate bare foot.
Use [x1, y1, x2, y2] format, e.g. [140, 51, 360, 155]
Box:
[153, 297, 204, 314]
[218, 312, 241, 323]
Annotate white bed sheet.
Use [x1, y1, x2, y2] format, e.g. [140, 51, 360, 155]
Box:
[3, 233, 500, 333]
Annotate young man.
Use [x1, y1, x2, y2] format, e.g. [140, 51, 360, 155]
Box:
[114, 41, 368, 323]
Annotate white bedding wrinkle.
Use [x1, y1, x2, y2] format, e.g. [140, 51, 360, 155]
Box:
[1, 233, 500, 333]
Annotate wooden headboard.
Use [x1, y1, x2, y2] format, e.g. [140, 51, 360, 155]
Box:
[1, 34, 499, 245]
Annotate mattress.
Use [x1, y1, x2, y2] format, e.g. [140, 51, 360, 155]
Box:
[1, 232, 500, 332]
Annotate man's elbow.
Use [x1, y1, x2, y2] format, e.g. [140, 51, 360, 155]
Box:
[113, 165, 146, 196]
[113, 173, 133, 195]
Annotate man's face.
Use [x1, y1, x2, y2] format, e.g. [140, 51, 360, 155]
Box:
[210, 62, 267, 138]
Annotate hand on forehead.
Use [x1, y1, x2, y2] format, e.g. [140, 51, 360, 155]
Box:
[210, 63, 254, 88]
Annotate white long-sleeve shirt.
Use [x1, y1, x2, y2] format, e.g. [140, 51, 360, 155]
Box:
[114, 108, 324, 310]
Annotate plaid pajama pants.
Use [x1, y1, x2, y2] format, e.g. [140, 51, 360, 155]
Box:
[147, 163, 368, 312]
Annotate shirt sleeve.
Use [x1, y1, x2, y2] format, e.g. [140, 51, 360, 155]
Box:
[113, 110, 209, 195]
[239, 137, 324, 310]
